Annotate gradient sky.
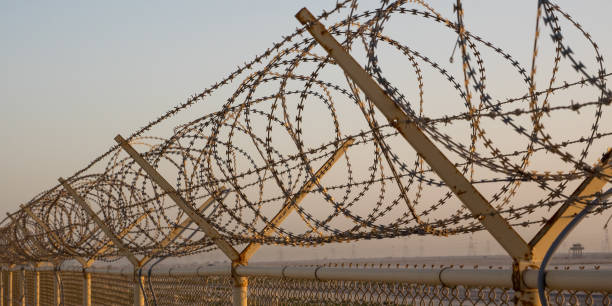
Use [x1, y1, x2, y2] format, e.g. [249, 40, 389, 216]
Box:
[1, 1, 611, 261]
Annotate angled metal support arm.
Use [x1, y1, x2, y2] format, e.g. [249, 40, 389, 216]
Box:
[114, 135, 240, 262]
[295, 8, 530, 260]
[21, 206, 88, 267]
[529, 149, 612, 260]
[85, 209, 151, 268]
[58, 178, 140, 267]
[239, 138, 354, 263]
[139, 188, 226, 266]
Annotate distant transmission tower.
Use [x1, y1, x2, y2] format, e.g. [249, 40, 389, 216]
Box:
[467, 234, 476, 256]
[604, 227, 610, 253]
[419, 238, 424, 257]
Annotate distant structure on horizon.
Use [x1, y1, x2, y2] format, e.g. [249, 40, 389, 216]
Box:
[467, 234, 476, 256]
[570, 243, 585, 258]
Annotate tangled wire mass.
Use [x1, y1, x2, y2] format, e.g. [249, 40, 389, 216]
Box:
[1, 0, 611, 264]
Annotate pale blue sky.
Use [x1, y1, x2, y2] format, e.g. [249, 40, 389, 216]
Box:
[1, 1, 611, 259]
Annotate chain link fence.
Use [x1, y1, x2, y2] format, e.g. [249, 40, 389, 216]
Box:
[91, 272, 133, 305]
[1, 265, 611, 305]
[142, 274, 232, 305]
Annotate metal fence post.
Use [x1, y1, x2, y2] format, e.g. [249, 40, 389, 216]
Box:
[6, 266, 12, 306]
[82, 269, 91, 306]
[18, 267, 25, 306]
[0, 266, 4, 306]
[232, 275, 247, 306]
[53, 264, 61, 306]
[33, 264, 40, 306]
[133, 272, 144, 306]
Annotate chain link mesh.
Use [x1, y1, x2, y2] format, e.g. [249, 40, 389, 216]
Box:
[248, 278, 515, 305]
[91, 272, 134, 305]
[25, 270, 35, 306]
[2, 268, 610, 305]
[39, 271, 55, 306]
[142, 274, 233, 305]
[58, 271, 84, 305]
[13, 270, 24, 305]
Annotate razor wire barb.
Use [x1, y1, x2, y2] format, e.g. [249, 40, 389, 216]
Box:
[1, 0, 611, 264]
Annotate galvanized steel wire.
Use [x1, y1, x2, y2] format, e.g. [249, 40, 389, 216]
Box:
[1, 0, 611, 264]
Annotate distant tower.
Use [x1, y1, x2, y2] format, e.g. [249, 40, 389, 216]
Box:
[604, 227, 610, 253]
[351, 244, 356, 258]
[419, 238, 424, 257]
[467, 234, 476, 256]
[570, 243, 584, 258]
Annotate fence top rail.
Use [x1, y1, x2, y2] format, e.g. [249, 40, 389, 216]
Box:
[9, 263, 612, 292]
